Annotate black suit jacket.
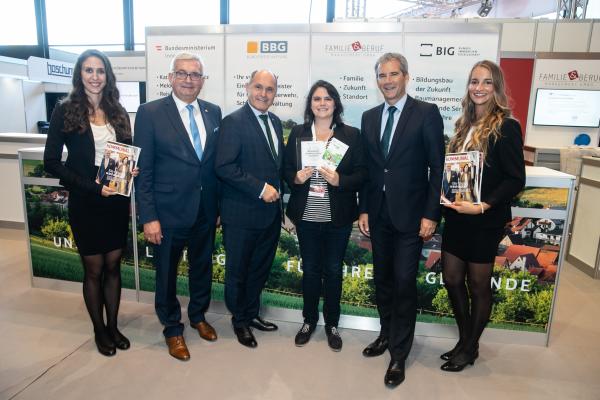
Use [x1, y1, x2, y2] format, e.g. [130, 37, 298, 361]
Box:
[284, 123, 367, 227]
[44, 102, 131, 196]
[359, 96, 445, 232]
[134, 96, 222, 229]
[444, 118, 526, 228]
[215, 103, 284, 229]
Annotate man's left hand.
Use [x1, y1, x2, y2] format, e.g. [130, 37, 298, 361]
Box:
[419, 218, 437, 241]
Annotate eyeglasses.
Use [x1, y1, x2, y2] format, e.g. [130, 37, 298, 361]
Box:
[173, 71, 204, 81]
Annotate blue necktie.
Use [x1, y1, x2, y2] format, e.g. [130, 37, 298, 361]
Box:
[186, 104, 203, 160]
[381, 105, 396, 158]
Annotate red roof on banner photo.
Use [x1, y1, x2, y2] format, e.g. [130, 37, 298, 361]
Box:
[502, 245, 540, 263]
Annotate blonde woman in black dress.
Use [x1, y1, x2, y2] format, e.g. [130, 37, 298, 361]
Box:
[440, 60, 525, 371]
[44, 49, 137, 356]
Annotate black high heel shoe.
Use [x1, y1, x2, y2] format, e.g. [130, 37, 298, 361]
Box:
[95, 330, 116, 357]
[109, 329, 131, 350]
[440, 342, 461, 361]
[440, 350, 479, 372]
[440, 342, 479, 361]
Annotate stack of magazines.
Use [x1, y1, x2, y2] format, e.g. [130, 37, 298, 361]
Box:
[440, 151, 483, 204]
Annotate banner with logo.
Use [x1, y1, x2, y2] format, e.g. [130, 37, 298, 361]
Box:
[525, 58, 600, 147]
[145, 34, 225, 106]
[224, 33, 310, 129]
[405, 33, 500, 137]
[310, 33, 402, 128]
[21, 158, 137, 292]
[27, 56, 74, 84]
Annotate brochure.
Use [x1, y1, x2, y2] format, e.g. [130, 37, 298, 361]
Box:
[321, 137, 349, 170]
[440, 151, 482, 204]
[96, 141, 141, 197]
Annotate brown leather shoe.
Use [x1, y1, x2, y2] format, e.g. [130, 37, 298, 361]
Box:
[165, 335, 190, 361]
[192, 321, 217, 342]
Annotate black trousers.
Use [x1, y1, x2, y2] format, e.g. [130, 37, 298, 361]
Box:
[223, 212, 281, 328]
[153, 209, 215, 338]
[370, 195, 423, 361]
[296, 220, 352, 327]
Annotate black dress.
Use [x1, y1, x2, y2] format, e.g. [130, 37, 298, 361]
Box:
[442, 118, 526, 263]
[44, 103, 131, 256]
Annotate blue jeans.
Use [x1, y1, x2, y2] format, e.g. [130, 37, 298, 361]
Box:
[296, 220, 352, 327]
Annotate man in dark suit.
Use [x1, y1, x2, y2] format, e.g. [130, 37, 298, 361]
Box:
[441, 163, 459, 203]
[358, 52, 445, 387]
[97, 149, 116, 186]
[134, 53, 221, 361]
[215, 70, 283, 348]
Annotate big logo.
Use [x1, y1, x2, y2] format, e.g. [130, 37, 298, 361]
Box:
[419, 43, 455, 57]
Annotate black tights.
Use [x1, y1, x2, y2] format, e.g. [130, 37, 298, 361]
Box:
[442, 251, 493, 353]
[81, 249, 123, 335]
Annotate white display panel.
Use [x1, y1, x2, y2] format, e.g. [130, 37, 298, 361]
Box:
[310, 32, 401, 128]
[404, 32, 500, 136]
[116, 81, 141, 113]
[224, 32, 310, 122]
[145, 33, 225, 107]
[533, 89, 600, 128]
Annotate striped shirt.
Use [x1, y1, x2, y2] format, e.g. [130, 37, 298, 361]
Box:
[302, 131, 334, 222]
[302, 169, 332, 222]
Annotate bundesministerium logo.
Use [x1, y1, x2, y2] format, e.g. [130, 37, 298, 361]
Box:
[247, 41, 288, 54]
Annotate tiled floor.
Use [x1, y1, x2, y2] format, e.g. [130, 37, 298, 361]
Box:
[1, 226, 599, 400]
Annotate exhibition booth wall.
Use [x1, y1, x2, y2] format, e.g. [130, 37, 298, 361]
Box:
[19, 146, 575, 346]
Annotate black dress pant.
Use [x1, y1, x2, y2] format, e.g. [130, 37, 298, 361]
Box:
[370, 195, 423, 361]
[223, 211, 281, 328]
[153, 209, 215, 338]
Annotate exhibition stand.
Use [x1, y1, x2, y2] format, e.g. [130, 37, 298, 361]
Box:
[18, 144, 575, 346]
[567, 156, 600, 279]
[0, 133, 46, 227]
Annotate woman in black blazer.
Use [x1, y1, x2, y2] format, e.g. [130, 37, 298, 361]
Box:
[44, 49, 135, 357]
[440, 60, 525, 371]
[284, 80, 367, 351]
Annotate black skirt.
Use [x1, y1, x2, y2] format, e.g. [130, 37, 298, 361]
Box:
[68, 191, 130, 256]
[441, 216, 504, 264]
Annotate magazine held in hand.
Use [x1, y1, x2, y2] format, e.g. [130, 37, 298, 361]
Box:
[440, 151, 482, 205]
[96, 141, 141, 197]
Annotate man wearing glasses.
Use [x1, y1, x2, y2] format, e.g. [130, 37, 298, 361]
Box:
[135, 52, 222, 361]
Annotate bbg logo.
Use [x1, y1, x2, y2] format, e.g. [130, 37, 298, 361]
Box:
[420, 43, 455, 57]
[247, 41, 288, 54]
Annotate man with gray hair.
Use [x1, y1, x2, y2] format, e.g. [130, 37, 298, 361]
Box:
[358, 52, 444, 387]
[135, 52, 222, 360]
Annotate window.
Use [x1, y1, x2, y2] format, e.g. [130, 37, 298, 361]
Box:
[0, 1, 37, 45]
[229, 0, 327, 24]
[133, 0, 220, 50]
[45, 0, 124, 51]
[335, 0, 413, 20]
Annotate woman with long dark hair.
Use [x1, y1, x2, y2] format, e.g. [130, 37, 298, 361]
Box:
[44, 49, 136, 356]
[283, 80, 367, 351]
[440, 60, 525, 371]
